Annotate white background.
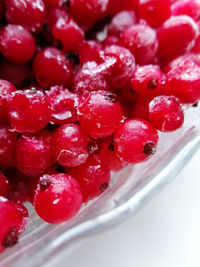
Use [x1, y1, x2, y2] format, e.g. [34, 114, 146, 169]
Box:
[56, 148, 200, 267]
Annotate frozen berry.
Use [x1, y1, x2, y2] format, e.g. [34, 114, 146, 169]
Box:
[69, 155, 111, 202]
[131, 65, 166, 97]
[164, 58, 200, 103]
[52, 124, 89, 167]
[48, 7, 84, 52]
[102, 35, 119, 47]
[15, 131, 54, 177]
[33, 174, 83, 223]
[0, 80, 16, 124]
[139, 0, 171, 28]
[78, 91, 123, 138]
[158, 15, 198, 61]
[0, 125, 17, 169]
[44, 0, 65, 8]
[5, 0, 46, 33]
[149, 95, 184, 132]
[114, 119, 158, 164]
[78, 40, 102, 65]
[0, 24, 36, 64]
[107, 0, 138, 15]
[132, 96, 153, 120]
[73, 61, 110, 93]
[0, 173, 10, 197]
[171, 0, 200, 21]
[33, 47, 72, 87]
[100, 45, 136, 89]
[108, 11, 137, 37]
[119, 24, 158, 65]
[46, 85, 78, 125]
[9, 88, 51, 134]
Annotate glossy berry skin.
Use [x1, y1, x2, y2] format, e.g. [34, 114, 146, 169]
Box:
[33, 174, 83, 224]
[78, 41, 102, 65]
[73, 61, 110, 93]
[44, 0, 64, 8]
[5, 0, 46, 33]
[69, 156, 111, 202]
[108, 11, 137, 37]
[69, 0, 108, 26]
[0, 126, 17, 169]
[149, 95, 184, 132]
[15, 131, 54, 177]
[114, 119, 158, 164]
[119, 24, 158, 65]
[33, 47, 72, 88]
[9, 89, 51, 134]
[158, 16, 198, 61]
[0, 197, 25, 252]
[131, 65, 166, 97]
[0, 25, 36, 64]
[48, 8, 84, 52]
[132, 96, 153, 121]
[139, 0, 171, 28]
[164, 59, 200, 103]
[0, 60, 33, 88]
[171, 0, 200, 21]
[100, 45, 136, 90]
[0, 80, 16, 123]
[52, 124, 89, 167]
[46, 86, 78, 125]
[78, 91, 123, 138]
[0, 173, 10, 197]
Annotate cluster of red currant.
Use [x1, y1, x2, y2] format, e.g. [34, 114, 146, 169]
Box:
[0, 0, 199, 252]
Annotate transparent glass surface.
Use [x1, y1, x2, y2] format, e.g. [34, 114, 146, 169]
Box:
[0, 105, 200, 267]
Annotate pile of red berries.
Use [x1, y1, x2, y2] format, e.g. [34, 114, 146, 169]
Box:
[0, 0, 199, 251]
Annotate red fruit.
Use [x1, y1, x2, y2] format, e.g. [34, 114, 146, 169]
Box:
[132, 96, 153, 120]
[107, 0, 138, 15]
[102, 36, 119, 47]
[119, 24, 158, 65]
[149, 95, 184, 132]
[0, 60, 33, 88]
[164, 59, 200, 103]
[78, 91, 123, 138]
[0, 125, 17, 169]
[131, 65, 166, 97]
[100, 45, 136, 89]
[68, 155, 111, 202]
[33, 174, 83, 224]
[46, 85, 78, 125]
[108, 11, 137, 37]
[48, 7, 84, 52]
[9, 89, 51, 134]
[52, 124, 89, 167]
[73, 61, 110, 93]
[44, 0, 65, 8]
[33, 47, 72, 87]
[0, 173, 10, 197]
[0, 197, 26, 252]
[15, 131, 54, 177]
[13, 202, 29, 234]
[139, 0, 171, 28]
[0, 80, 16, 124]
[0, 24, 36, 64]
[158, 15, 198, 61]
[171, 0, 200, 21]
[114, 119, 158, 164]
[70, 0, 108, 26]
[78, 40, 102, 65]
[5, 0, 46, 33]
[192, 22, 200, 53]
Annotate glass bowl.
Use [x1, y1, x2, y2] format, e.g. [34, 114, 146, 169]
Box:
[0, 105, 200, 267]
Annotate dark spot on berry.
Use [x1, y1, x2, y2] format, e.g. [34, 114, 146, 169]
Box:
[143, 142, 157, 156]
[103, 93, 118, 103]
[99, 182, 108, 191]
[55, 40, 64, 50]
[147, 79, 157, 89]
[87, 140, 98, 153]
[2, 227, 18, 248]
[56, 165, 65, 173]
[39, 176, 51, 191]
[192, 102, 198, 107]
[108, 140, 114, 151]
[66, 51, 80, 65]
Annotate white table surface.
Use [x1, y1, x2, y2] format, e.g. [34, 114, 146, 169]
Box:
[56, 148, 200, 267]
